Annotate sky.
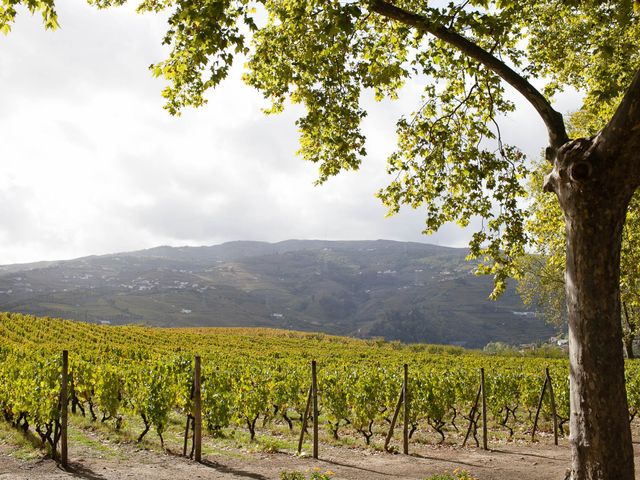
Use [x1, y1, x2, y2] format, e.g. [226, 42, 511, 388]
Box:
[0, 0, 581, 265]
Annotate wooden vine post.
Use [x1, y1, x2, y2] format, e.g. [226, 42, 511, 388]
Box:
[60, 350, 69, 468]
[312, 360, 318, 459]
[463, 384, 482, 447]
[532, 368, 558, 444]
[384, 385, 403, 452]
[384, 363, 410, 453]
[480, 367, 488, 451]
[546, 368, 559, 445]
[531, 372, 549, 442]
[194, 356, 202, 462]
[297, 385, 313, 455]
[403, 363, 409, 455]
[183, 376, 195, 457]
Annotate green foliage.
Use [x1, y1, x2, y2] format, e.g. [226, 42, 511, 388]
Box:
[124, 357, 183, 443]
[319, 364, 350, 439]
[425, 470, 478, 480]
[280, 470, 334, 480]
[515, 157, 567, 326]
[202, 364, 233, 435]
[345, 365, 387, 444]
[232, 361, 270, 440]
[94, 363, 124, 424]
[0, 311, 634, 450]
[0, 0, 59, 34]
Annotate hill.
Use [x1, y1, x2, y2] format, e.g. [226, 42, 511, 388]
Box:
[0, 239, 554, 348]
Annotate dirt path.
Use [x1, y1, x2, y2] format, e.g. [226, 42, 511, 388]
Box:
[0, 436, 604, 480]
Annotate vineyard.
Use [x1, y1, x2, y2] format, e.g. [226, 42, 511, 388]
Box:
[2, 312, 640, 465]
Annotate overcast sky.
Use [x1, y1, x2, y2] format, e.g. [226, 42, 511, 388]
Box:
[0, 0, 581, 264]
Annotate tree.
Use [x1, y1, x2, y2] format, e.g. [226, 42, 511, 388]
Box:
[518, 111, 640, 359]
[3, 0, 640, 478]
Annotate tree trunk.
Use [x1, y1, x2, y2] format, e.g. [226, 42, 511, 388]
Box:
[548, 139, 636, 480]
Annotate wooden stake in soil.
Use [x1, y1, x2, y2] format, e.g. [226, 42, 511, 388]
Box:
[312, 360, 318, 459]
[480, 367, 488, 451]
[384, 386, 403, 452]
[184, 378, 195, 457]
[183, 416, 191, 457]
[194, 356, 202, 462]
[532, 374, 549, 442]
[60, 350, 68, 468]
[297, 384, 312, 455]
[403, 363, 409, 455]
[463, 385, 482, 447]
[546, 368, 559, 446]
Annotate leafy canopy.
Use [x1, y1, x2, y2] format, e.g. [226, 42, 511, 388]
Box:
[3, 0, 640, 294]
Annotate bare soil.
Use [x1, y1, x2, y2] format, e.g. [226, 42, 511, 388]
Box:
[5, 433, 639, 480]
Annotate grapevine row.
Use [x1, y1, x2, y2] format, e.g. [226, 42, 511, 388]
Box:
[2, 312, 640, 456]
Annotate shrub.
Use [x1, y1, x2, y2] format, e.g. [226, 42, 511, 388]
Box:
[280, 469, 334, 480]
[425, 469, 479, 480]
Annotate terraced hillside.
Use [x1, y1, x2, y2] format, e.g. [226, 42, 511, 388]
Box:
[0, 240, 554, 347]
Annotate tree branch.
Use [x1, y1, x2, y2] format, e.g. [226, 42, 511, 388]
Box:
[597, 66, 640, 183]
[369, 0, 569, 156]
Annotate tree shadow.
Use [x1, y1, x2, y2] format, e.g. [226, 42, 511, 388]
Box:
[319, 458, 397, 476]
[200, 459, 269, 480]
[58, 461, 109, 480]
[408, 453, 481, 469]
[8, 424, 47, 452]
[490, 448, 564, 461]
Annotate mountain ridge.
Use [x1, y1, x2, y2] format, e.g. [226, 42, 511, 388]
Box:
[0, 239, 554, 348]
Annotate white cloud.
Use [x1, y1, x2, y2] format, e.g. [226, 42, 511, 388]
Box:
[0, 0, 580, 264]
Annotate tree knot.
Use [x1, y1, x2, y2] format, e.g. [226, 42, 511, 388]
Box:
[557, 138, 596, 184]
[543, 138, 598, 193]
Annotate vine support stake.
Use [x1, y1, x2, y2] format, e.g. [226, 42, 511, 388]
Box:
[183, 416, 190, 457]
[297, 384, 312, 455]
[532, 372, 549, 442]
[463, 385, 481, 447]
[61, 349, 68, 468]
[194, 356, 202, 462]
[546, 367, 558, 446]
[403, 363, 409, 455]
[384, 384, 403, 452]
[184, 376, 195, 457]
[480, 367, 487, 451]
[312, 360, 318, 459]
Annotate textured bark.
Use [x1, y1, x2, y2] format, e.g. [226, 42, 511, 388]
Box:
[545, 138, 636, 480]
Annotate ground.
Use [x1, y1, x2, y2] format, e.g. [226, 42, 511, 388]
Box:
[0, 439, 576, 480]
[1, 416, 639, 479]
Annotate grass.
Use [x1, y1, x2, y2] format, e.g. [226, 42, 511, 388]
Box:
[66, 423, 124, 460]
[0, 420, 42, 460]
